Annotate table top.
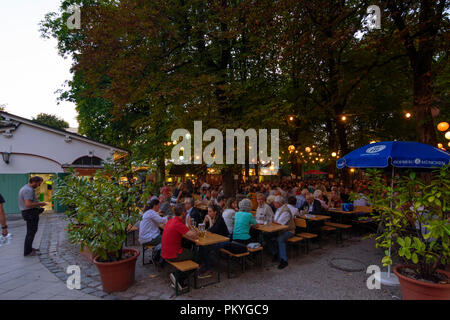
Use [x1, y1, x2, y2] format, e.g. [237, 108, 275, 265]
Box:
[252, 223, 289, 233]
[298, 214, 331, 221]
[328, 208, 357, 214]
[190, 231, 229, 246]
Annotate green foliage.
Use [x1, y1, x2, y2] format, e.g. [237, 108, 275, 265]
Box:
[364, 166, 450, 282]
[53, 162, 153, 262]
[32, 113, 69, 130]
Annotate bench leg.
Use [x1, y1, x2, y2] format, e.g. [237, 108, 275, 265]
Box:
[194, 269, 198, 289]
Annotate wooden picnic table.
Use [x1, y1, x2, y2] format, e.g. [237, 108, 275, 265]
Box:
[297, 214, 331, 221]
[252, 223, 289, 233]
[185, 231, 229, 285]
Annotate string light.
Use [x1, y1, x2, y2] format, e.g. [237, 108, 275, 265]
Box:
[405, 112, 412, 119]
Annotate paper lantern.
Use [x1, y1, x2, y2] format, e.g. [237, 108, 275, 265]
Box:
[331, 152, 337, 157]
[437, 143, 443, 149]
[445, 131, 450, 140]
[437, 122, 449, 132]
[288, 145, 295, 153]
[305, 147, 311, 153]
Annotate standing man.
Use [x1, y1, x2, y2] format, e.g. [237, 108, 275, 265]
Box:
[0, 193, 8, 237]
[18, 176, 46, 256]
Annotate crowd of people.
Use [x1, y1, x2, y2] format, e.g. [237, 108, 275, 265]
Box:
[138, 177, 372, 291]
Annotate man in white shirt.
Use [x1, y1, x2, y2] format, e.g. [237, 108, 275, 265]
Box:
[139, 199, 168, 246]
[269, 196, 296, 269]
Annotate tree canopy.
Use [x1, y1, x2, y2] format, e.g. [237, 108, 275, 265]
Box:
[40, 0, 449, 186]
[32, 113, 70, 130]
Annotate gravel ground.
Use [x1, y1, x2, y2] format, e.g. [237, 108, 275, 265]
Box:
[38, 213, 402, 300]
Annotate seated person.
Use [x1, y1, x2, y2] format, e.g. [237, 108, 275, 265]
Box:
[161, 203, 199, 291]
[232, 199, 257, 245]
[139, 199, 168, 247]
[159, 194, 173, 217]
[222, 198, 237, 236]
[184, 197, 203, 228]
[295, 189, 308, 210]
[255, 193, 274, 224]
[300, 193, 323, 215]
[313, 189, 328, 211]
[327, 190, 342, 209]
[268, 196, 295, 270]
[199, 204, 229, 278]
[287, 196, 300, 218]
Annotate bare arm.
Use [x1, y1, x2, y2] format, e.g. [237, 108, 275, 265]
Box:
[24, 199, 46, 208]
[183, 229, 199, 242]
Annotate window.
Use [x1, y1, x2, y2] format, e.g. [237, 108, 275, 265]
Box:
[72, 156, 103, 166]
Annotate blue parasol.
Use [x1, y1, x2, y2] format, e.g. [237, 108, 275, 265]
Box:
[336, 141, 449, 286]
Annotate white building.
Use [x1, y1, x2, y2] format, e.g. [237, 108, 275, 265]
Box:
[0, 111, 128, 214]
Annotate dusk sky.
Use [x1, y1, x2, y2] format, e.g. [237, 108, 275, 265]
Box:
[0, 0, 78, 127]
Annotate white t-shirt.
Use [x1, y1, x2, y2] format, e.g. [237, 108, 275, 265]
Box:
[222, 208, 236, 235]
[139, 209, 167, 244]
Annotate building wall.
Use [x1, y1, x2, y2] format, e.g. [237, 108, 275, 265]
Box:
[0, 174, 29, 214]
[0, 119, 123, 213]
[0, 122, 116, 174]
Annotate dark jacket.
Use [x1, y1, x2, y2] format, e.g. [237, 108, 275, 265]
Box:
[188, 207, 204, 225]
[301, 199, 323, 215]
[206, 215, 229, 237]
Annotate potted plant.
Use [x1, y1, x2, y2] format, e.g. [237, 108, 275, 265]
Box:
[54, 162, 152, 293]
[365, 165, 449, 299]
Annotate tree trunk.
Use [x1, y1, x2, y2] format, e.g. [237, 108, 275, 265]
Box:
[222, 166, 236, 198]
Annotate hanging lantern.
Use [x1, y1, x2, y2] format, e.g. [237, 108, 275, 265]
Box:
[445, 131, 450, 140]
[305, 147, 311, 153]
[288, 145, 295, 153]
[331, 152, 337, 157]
[437, 143, 443, 149]
[437, 122, 449, 132]
[405, 113, 412, 119]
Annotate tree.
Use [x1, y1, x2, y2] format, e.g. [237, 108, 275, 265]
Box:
[32, 113, 69, 130]
[385, 0, 449, 146]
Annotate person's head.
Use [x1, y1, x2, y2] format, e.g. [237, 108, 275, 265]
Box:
[257, 193, 266, 207]
[273, 196, 286, 209]
[225, 197, 236, 210]
[159, 194, 166, 202]
[146, 199, 160, 212]
[287, 196, 297, 206]
[29, 176, 44, 188]
[238, 198, 252, 212]
[174, 203, 187, 219]
[208, 203, 221, 219]
[217, 195, 226, 207]
[306, 193, 314, 205]
[313, 189, 322, 200]
[301, 188, 309, 197]
[211, 190, 219, 199]
[184, 197, 194, 210]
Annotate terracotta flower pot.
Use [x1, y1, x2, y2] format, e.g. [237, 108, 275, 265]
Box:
[93, 248, 140, 293]
[394, 265, 450, 300]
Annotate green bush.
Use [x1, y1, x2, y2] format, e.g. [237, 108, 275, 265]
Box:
[53, 162, 153, 262]
[364, 165, 449, 283]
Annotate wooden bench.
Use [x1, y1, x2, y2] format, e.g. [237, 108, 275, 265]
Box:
[126, 225, 138, 246]
[294, 218, 318, 253]
[286, 236, 303, 258]
[166, 260, 199, 296]
[220, 248, 250, 278]
[325, 222, 352, 243]
[142, 245, 155, 266]
[247, 246, 264, 267]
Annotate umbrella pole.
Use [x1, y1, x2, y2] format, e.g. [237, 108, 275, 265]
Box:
[379, 166, 399, 286]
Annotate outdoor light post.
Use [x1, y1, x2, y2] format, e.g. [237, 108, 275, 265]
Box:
[1, 152, 10, 164]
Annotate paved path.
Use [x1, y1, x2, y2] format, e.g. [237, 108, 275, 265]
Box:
[0, 213, 99, 300]
[1, 212, 402, 300]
